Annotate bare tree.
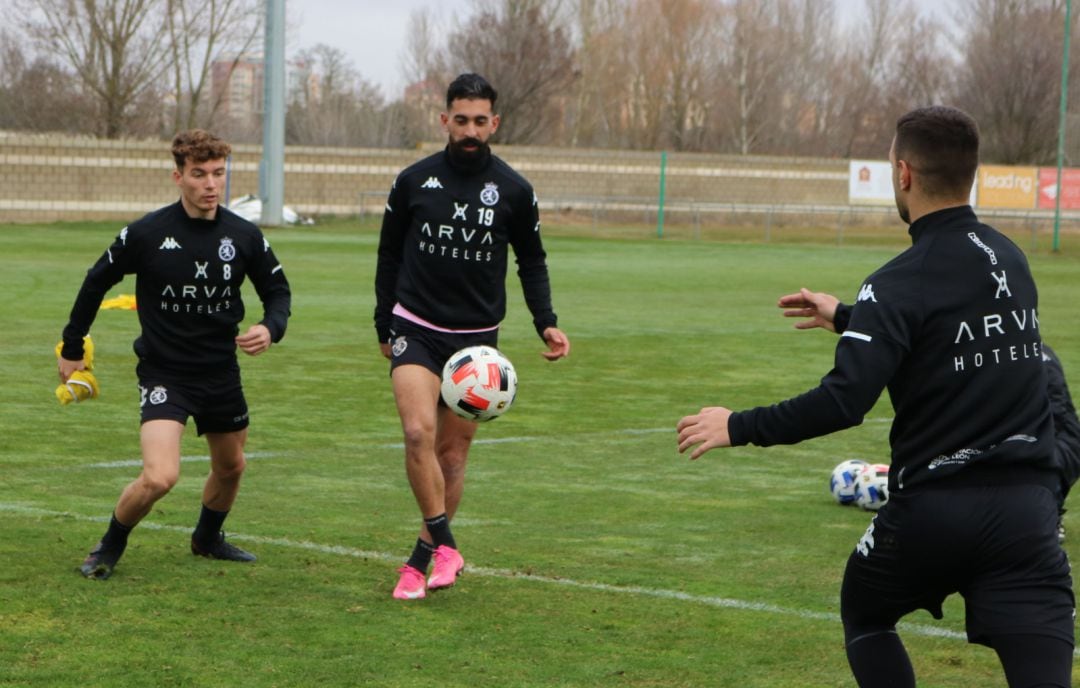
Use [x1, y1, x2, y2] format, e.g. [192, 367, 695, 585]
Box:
[13, 0, 172, 138]
[0, 30, 98, 132]
[711, 0, 804, 154]
[396, 7, 451, 146]
[953, 0, 1076, 164]
[164, 0, 262, 133]
[286, 44, 392, 147]
[444, 0, 577, 144]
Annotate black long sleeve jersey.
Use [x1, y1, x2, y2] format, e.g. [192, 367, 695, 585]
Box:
[61, 201, 292, 373]
[374, 148, 557, 342]
[729, 206, 1056, 494]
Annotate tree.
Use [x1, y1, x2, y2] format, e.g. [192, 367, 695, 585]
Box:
[953, 0, 1078, 164]
[444, 0, 578, 144]
[0, 30, 98, 133]
[13, 0, 172, 138]
[286, 44, 391, 147]
[164, 0, 262, 133]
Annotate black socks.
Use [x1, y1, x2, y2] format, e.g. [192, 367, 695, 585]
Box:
[406, 538, 435, 573]
[424, 513, 456, 549]
[100, 513, 133, 555]
[405, 513, 456, 572]
[192, 504, 229, 548]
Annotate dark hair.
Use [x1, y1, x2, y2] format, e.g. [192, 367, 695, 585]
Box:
[446, 73, 497, 110]
[171, 129, 232, 169]
[894, 106, 979, 199]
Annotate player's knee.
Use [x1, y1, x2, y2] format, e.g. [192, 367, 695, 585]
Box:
[438, 451, 468, 480]
[212, 455, 246, 481]
[401, 423, 435, 454]
[139, 470, 179, 499]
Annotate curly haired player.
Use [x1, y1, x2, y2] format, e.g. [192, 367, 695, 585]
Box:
[59, 129, 291, 579]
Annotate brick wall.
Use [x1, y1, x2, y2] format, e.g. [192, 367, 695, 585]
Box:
[0, 132, 849, 224]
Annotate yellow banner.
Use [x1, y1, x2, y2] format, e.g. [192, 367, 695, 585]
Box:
[977, 165, 1038, 209]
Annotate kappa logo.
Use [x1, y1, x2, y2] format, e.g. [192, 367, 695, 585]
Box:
[856, 283, 877, 303]
[159, 237, 182, 250]
[420, 177, 443, 189]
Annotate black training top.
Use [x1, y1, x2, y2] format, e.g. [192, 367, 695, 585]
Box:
[374, 147, 557, 342]
[729, 206, 1056, 493]
[61, 201, 292, 373]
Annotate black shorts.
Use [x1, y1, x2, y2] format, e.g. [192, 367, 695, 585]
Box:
[387, 317, 499, 378]
[840, 483, 1074, 647]
[136, 361, 249, 436]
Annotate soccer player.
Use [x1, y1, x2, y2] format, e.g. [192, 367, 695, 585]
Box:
[374, 73, 570, 600]
[58, 129, 292, 580]
[780, 288, 1080, 542]
[676, 107, 1073, 687]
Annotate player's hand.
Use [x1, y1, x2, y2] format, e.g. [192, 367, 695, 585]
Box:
[379, 342, 392, 360]
[778, 287, 840, 332]
[677, 406, 733, 460]
[236, 324, 272, 356]
[58, 357, 85, 383]
[541, 327, 570, 361]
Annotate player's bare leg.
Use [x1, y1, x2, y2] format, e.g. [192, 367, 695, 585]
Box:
[80, 420, 183, 579]
[391, 364, 447, 598]
[436, 406, 477, 522]
[393, 365, 446, 519]
[190, 429, 255, 562]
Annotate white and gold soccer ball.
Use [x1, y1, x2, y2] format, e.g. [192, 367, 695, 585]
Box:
[440, 345, 518, 422]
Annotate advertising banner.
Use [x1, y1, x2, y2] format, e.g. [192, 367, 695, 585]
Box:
[848, 160, 894, 205]
[977, 166, 1037, 209]
[850, 161, 978, 207]
[1038, 168, 1080, 209]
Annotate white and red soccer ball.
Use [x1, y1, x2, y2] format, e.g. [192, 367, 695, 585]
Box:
[440, 345, 518, 422]
[854, 463, 890, 511]
[830, 459, 890, 511]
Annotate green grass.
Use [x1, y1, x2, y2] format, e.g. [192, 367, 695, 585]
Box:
[1, 217, 1078, 687]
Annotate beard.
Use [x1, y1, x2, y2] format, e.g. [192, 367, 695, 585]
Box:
[447, 136, 490, 171]
[895, 196, 911, 224]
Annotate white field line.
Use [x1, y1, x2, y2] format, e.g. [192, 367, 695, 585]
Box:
[78, 422, 894, 465]
[2, 501, 1001, 651]
[83, 451, 278, 469]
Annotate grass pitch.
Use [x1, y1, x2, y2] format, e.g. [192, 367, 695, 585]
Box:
[1, 217, 1078, 687]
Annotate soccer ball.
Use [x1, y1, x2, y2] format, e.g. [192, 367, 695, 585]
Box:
[440, 345, 518, 422]
[854, 463, 890, 511]
[830, 459, 869, 505]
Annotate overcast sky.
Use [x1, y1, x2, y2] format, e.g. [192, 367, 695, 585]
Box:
[292, 0, 952, 101]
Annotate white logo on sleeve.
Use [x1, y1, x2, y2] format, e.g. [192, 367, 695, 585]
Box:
[421, 177, 443, 189]
[159, 237, 182, 250]
[856, 283, 877, 303]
